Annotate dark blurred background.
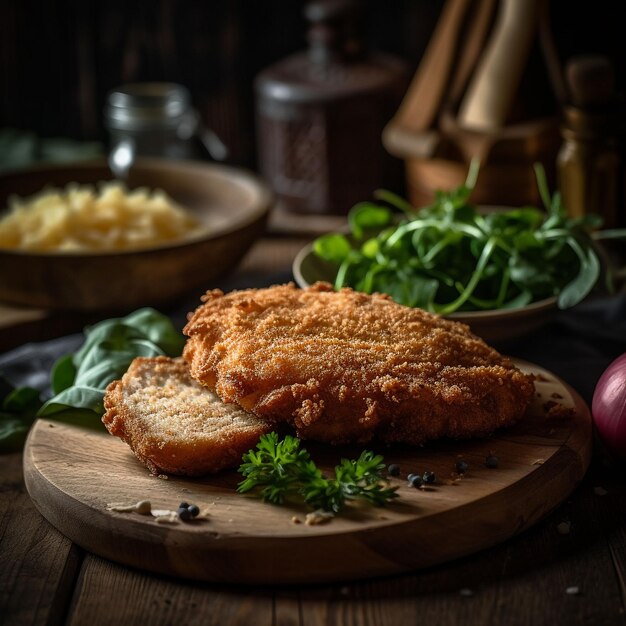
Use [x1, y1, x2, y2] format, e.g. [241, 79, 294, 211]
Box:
[1, 0, 623, 169]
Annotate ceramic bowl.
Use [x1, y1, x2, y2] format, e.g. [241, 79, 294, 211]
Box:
[0, 158, 272, 310]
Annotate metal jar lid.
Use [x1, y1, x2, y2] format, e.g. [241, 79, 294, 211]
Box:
[105, 83, 193, 130]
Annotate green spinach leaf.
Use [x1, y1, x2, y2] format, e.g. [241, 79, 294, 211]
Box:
[0, 376, 43, 453]
[38, 308, 183, 425]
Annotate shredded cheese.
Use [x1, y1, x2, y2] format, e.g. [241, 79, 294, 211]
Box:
[0, 182, 202, 252]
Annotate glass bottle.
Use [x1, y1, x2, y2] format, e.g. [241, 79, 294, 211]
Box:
[557, 56, 622, 229]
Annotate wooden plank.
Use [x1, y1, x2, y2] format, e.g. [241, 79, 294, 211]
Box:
[0, 453, 80, 626]
[483, 472, 624, 625]
[23, 361, 591, 584]
[66, 555, 273, 626]
[299, 469, 626, 626]
[274, 590, 302, 626]
[593, 460, 626, 619]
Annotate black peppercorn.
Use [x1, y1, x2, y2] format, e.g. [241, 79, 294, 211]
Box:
[422, 471, 436, 484]
[486, 455, 498, 469]
[388, 464, 401, 477]
[408, 474, 423, 488]
[455, 460, 469, 474]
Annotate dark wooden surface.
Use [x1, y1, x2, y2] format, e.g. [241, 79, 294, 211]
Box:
[2, 426, 626, 625]
[1, 236, 626, 625]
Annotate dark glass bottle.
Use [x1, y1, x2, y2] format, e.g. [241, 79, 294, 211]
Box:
[255, 0, 407, 216]
[557, 56, 622, 229]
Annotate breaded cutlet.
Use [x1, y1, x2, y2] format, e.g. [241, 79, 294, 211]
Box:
[183, 282, 535, 445]
[102, 356, 273, 476]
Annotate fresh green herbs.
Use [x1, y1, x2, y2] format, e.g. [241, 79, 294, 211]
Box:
[313, 163, 604, 313]
[39, 308, 185, 423]
[237, 432, 398, 513]
[0, 308, 184, 452]
[0, 377, 43, 452]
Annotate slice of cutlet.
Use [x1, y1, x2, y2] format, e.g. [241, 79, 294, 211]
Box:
[102, 356, 273, 476]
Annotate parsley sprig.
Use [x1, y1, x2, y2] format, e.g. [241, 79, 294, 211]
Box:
[237, 433, 398, 513]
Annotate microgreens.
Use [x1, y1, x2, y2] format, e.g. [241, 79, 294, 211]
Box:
[313, 163, 606, 313]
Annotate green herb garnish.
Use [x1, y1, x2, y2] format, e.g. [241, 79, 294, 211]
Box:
[38, 308, 185, 425]
[313, 162, 605, 313]
[0, 377, 43, 452]
[1, 308, 184, 452]
[237, 432, 398, 513]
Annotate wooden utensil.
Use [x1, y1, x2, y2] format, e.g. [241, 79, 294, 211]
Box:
[382, 0, 476, 159]
[457, 0, 540, 130]
[382, 0, 500, 160]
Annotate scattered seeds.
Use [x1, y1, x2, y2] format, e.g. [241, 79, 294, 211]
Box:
[291, 516, 301, 524]
[154, 513, 180, 524]
[305, 509, 334, 525]
[593, 486, 608, 497]
[459, 588, 474, 597]
[556, 521, 571, 535]
[107, 500, 151, 514]
[566, 586, 580, 595]
[106, 503, 137, 513]
[135, 500, 152, 515]
[532, 459, 545, 466]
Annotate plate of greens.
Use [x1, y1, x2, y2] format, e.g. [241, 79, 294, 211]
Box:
[293, 164, 609, 344]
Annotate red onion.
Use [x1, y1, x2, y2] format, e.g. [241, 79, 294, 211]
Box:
[592, 353, 626, 459]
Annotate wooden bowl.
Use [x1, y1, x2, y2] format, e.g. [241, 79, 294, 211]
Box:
[292, 242, 558, 344]
[0, 159, 272, 310]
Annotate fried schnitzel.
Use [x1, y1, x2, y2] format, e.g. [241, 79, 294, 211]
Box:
[183, 282, 534, 444]
[102, 356, 273, 475]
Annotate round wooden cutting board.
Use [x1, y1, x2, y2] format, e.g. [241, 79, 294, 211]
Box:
[23, 360, 591, 584]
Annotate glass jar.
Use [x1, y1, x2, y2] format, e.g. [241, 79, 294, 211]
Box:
[104, 82, 227, 177]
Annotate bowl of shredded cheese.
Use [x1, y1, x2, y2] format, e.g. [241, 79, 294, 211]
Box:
[0, 159, 272, 309]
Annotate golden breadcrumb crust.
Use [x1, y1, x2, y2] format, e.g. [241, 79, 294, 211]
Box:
[183, 282, 535, 444]
[102, 356, 272, 476]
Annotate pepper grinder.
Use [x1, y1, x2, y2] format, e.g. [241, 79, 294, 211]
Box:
[557, 56, 622, 228]
[255, 0, 407, 216]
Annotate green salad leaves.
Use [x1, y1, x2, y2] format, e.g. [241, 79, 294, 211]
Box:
[39, 308, 185, 422]
[0, 308, 184, 451]
[238, 432, 398, 513]
[0, 378, 42, 452]
[313, 163, 604, 313]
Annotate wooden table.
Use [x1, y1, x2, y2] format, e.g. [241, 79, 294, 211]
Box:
[1, 236, 626, 626]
